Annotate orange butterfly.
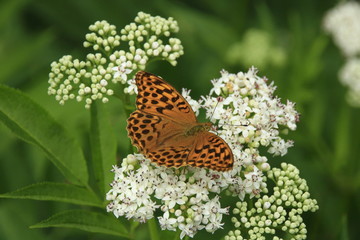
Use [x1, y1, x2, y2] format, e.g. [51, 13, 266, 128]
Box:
[127, 71, 233, 171]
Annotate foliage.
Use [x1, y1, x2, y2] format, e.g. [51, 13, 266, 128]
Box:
[0, 0, 359, 240]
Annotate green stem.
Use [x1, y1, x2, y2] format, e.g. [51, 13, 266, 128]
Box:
[130, 220, 140, 237]
[89, 102, 105, 197]
[173, 230, 181, 240]
[148, 218, 160, 240]
[114, 81, 136, 155]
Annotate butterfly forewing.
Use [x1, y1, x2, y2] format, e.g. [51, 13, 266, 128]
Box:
[135, 71, 197, 124]
[127, 110, 185, 154]
[127, 71, 234, 172]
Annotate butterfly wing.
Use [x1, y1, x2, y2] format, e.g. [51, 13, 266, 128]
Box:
[187, 132, 234, 171]
[127, 110, 194, 167]
[134, 71, 197, 124]
[147, 146, 191, 168]
[127, 71, 234, 172]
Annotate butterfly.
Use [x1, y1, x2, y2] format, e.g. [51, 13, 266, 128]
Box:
[126, 71, 233, 171]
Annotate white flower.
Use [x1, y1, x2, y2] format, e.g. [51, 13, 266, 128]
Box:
[107, 155, 230, 239]
[187, 68, 297, 199]
[339, 58, 360, 106]
[210, 78, 225, 95]
[112, 63, 133, 83]
[226, 163, 318, 240]
[49, 13, 184, 108]
[244, 166, 263, 196]
[107, 68, 299, 238]
[323, 1, 360, 57]
[268, 139, 294, 156]
[124, 78, 137, 95]
[100, 79, 108, 86]
[158, 211, 177, 231]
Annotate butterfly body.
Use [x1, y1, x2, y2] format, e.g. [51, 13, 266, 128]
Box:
[127, 71, 233, 171]
[184, 122, 212, 136]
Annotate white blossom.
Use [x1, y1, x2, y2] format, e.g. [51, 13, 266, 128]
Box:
[339, 58, 360, 107]
[226, 163, 318, 240]
[323, 1, 360, 57]
[107, 155, 229, 239]
[112, 62, 133, 83]
[107, 68, 299, 238]
[158, 211, 177, 231]
[49, 13, 184, 108]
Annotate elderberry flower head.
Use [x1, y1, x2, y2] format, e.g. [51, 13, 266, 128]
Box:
[107, 68, 300, 238]
[48, 12, 184, 108]
[225, 163, 318, 240]
[194, 68, 298, 200]
[323, 1, 360, 57]
[339, 58, 360, 107]
[106, 154, 229, 239]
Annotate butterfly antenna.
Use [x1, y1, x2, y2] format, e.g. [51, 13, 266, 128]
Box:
[209, 96, 223, 121]
[220, 122, 249, 127]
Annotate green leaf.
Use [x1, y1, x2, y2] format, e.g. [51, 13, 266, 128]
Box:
[30, 210, 129, 238]
[0, 182, 102, 207]
[90, 102, 117, 196]
[0, 85, 88, 185]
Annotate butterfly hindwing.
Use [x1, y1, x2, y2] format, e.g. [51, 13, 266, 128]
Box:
[147, 146, 191, 168]
[188, 132, 234, 171]
[135, 71, 197, 124]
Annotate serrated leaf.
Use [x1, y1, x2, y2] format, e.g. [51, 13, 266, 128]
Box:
[0, 85, 88, 185]
[30, 210, 129, 238]
[0, 182, 102, 207]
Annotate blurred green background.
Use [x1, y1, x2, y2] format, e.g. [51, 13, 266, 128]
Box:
[0, 0, 359, 239]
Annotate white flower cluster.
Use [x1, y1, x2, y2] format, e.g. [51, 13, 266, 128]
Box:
[106, 154, 230, 239]
[225, 163, 319, 240]
[179, 68, 298, 201]
[48, 55, 115, 108]
[339, 58, 360, 107]
[48, 12, 184, 108]
[111, 11, 184, 86]
[84, 20, 120, 52]
[323, 2, 360, 107]
[323, 1, 360, 57]
[200, 68, 297, 168]
[107, 68, 300, 238]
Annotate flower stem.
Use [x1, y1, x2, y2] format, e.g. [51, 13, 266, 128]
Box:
[148, 218, 160, 240]
[172, 230, 181, 240]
